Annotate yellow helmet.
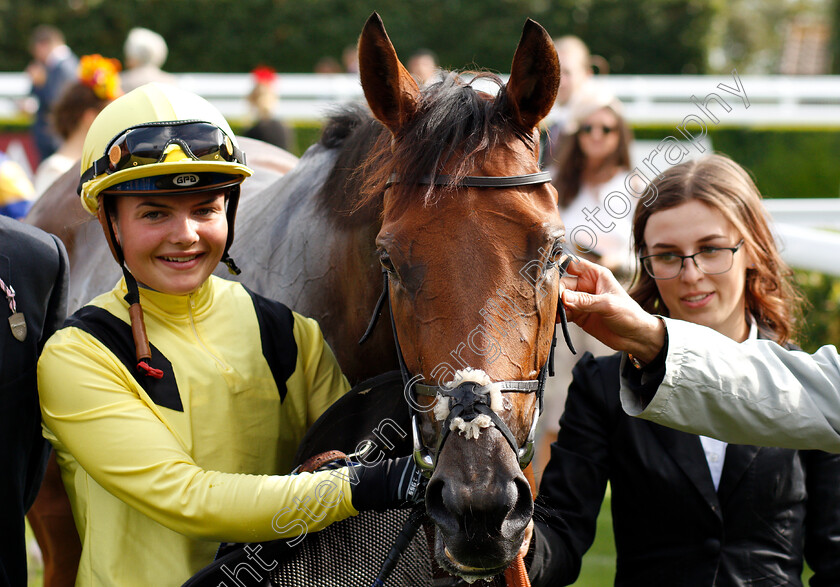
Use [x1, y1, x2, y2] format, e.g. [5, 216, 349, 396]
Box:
[78, 82, 252, 214]
[0, 153, 35, 219]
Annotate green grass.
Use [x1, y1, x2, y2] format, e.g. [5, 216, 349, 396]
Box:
[25, 520, 43, 587]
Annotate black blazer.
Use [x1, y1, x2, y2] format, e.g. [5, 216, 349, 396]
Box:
[529, 351, 840, 587]
[0, 217, 68, 587]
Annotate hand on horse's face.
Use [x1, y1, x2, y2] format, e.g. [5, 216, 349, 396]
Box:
[559, 258, 665, 362]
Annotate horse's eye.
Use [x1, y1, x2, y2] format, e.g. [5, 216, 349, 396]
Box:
[546, 239, 567, 270]
[378, 250, 396, 274]
[550, 242, 565, 263]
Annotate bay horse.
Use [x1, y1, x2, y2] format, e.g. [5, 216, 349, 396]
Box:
[29, 12, 564, 583]
[355, 14, 562, 580]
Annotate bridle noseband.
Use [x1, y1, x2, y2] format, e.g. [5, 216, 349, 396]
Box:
[361, 170, 576, 477]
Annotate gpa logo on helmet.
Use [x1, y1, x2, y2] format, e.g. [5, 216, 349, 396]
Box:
[173, 174, 200, 187]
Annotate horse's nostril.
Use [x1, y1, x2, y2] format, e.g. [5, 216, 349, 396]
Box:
[514, 475, 533, 510]
[425, 477, 460, 536]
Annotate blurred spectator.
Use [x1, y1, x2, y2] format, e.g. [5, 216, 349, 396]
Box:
[543, 35, 594, 163]
[0, 152, 36, 219]
[342, 44, 359, 73]
[242, 66, 293, 151]
[26, 25, 78, 161]
[120, 27, 176, 92]
[314, 56, 343, 74]
[33, 55, 122, 198]
[407, 49, 440, 87]
[551, 86, 638, 272]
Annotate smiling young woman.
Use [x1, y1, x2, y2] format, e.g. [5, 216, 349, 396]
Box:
[639, 199, 752, 342]
[528, 154, 840, 587]
[629, 153, 800, 345]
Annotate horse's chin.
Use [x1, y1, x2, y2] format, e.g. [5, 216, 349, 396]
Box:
[434, 532, 510, 582]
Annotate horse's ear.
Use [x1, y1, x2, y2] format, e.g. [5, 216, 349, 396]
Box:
[358, 12, 420, 135]
[505, 19, 560, 131]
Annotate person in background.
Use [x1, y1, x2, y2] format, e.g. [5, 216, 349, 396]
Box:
[120, 27, 176, 93]
[529, 154, 840, 585]
[0, 215, 68, 587]
[242, 66, 293, 151]
[37, 83, 423, 586]
[0, 152, 36, 219]
[550, 86, 638, 273]
[543, 35, 594, 162]
[342, 44, 359, 74]
[314, 56, 343, 74]
[33, 55, 122, 198]
[26, 25, 78, 161]
[407, 49, 440, 87]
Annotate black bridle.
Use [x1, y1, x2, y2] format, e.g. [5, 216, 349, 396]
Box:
[361, 170, 576, 478]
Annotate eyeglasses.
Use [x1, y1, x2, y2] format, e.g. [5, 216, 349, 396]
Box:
[579, 124, 616, 135]
[640, 240, 745, 280]
[80, 120, 245, 186]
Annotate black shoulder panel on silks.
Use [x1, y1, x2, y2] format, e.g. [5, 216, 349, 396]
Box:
[243, 287, 297, 402]
[64, 306, 183, 412]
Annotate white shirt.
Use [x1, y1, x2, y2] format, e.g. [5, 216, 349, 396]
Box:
[699, 318, 757, 491]
[33, 152, 74, 198]
[559, 170, 639, 272]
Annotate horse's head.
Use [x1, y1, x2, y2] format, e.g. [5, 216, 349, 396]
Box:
[358, 13, 563, 579]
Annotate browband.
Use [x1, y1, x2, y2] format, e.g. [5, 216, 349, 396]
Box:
[385, 171, 552, 189]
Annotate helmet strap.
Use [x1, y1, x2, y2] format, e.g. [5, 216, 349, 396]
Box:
[97, 201, 125, 266]
[97, 200, 163, 379]
[222, 185, 241, 275]
[121, 264, 163, 379]
[222, 254, 241, 275]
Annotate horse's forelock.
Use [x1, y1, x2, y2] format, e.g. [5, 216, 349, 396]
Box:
[359, 70, 535, 209]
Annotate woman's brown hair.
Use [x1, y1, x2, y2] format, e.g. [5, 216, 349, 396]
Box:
[50, 82, 110, 140]
[628, 154, 803, 345]
[551, 106, 633, 209]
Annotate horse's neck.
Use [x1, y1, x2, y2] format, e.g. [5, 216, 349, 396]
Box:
[226, 143, 394, 383]
[228, 144, 348, 305]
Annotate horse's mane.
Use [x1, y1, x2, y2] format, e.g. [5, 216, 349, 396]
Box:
[317, 71, 536, 221]
[317, 103, 386, 227]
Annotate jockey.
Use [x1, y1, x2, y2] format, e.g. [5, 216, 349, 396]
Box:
[37, 83, 421, 587]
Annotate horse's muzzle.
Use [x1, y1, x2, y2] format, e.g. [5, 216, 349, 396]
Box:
[424, 429, 533, 577]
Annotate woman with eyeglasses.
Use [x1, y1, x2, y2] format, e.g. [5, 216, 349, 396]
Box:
[527, 154, 840, 585]
[36, 83, 422, 587]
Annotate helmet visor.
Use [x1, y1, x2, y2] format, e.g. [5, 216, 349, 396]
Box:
[80, 120, 245, 187]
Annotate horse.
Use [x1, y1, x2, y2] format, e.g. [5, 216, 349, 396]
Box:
[354, 14, 562, 580]
[29, 12, 564, 584]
